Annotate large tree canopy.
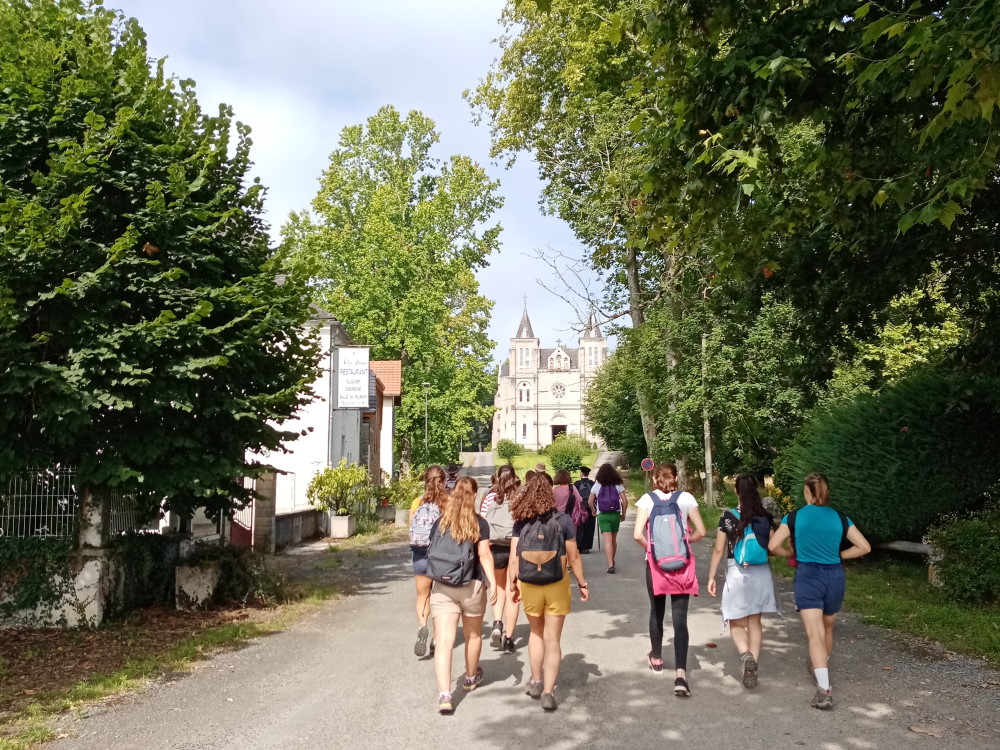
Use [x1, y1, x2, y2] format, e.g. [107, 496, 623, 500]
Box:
[0, 0, 320, 518]
[279, 106, 502, 468]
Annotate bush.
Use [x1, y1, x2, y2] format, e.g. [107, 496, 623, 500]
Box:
[307, 460, 373, 515]
[496, 439, 523, 464]
[546, 434, 592, 472]
[389, 472, 424, 510]
[925, 509, 1000, 604]
[777, 371, 1000, 542]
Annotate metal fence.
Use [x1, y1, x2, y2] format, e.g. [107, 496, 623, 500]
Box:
[109, 492, 161, 536]
[0, 467, 79, 539]
[232, 477, 255, 532]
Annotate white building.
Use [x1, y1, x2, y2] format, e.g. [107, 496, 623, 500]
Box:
[492, 307, 608, 450]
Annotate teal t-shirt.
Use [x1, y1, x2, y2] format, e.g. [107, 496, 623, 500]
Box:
[781, 505, 855, 565]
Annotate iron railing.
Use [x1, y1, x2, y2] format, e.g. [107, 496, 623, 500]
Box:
[0, 467, 79, 539]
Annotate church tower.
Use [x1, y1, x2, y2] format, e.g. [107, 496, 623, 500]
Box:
[578, 311, 607, 377]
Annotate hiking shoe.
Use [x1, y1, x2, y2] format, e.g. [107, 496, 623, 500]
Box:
[607, 566, 616, 574]
[740, 652, 758, 689]
[462, 666, 484, 692]
[674, 677, 691, 697]
[414, 625, 429, 657]
[540, 692, 558, 711]
[437, 693, 453, 714]
[811, 688, 833, 710]
[502, 635, 516, 654]
[490, 620, 503, 649]
[429, 639, 435, 656]
[525, 680, 544, 699]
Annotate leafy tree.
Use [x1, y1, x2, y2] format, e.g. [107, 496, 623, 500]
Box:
[278, 107, 502, 468]
[0, 0, 319, 519]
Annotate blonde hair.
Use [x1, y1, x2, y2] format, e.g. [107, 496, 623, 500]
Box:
[438, 476, 480, 543]
[804, 473, 830, 506]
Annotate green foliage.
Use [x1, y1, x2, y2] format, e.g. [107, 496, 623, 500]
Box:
[495, 439, 523, 464]
[278, 106, 501, 468]
[107, 533, 181, 615]
[307, 460, 373, 516]
[0, 538, 75, 621]
[584, 345, 647, 464]
[545, 434, 591, 472]
[926, 509, 1000, 605]
[388, 472, 423, 510]
[779, 371, 1000, 543]
[0, 0, 320, 519]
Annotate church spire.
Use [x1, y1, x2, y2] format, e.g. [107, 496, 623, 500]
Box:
[585, 310, 602, 338]
[516, 301, 535, 339]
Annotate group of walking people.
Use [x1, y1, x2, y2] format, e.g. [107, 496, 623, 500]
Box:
[408, 460, 870, 715]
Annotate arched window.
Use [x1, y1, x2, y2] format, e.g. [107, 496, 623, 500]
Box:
[526, 389, 531, 401]
[522, 423, 527, 438]
[518, 389, 523, 403]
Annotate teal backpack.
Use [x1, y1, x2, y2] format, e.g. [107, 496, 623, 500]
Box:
[731, 509, 770, 567]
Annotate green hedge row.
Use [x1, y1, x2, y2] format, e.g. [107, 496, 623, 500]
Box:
[926, 509, 1000, 604]
[778, 372, 1000, 542]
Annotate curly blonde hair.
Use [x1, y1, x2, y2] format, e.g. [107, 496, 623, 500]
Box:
[509, 474, 556, 521]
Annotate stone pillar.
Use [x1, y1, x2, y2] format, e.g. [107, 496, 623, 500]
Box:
[253, 472, 277, 554]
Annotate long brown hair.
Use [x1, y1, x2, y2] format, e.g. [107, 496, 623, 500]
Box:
[420, 465, 448, 509]
[734, 473, 772, 535]
[510, 474, 556, 521]
[489, 464, 520, 504]
[439, 477, 481, 543]
[804, 473, 830, 506]
[553, 469, 572, 486]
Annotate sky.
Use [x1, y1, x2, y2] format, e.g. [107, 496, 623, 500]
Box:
[109, 0, 605, 362]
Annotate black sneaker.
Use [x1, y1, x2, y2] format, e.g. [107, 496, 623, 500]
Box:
[490, 620, 503, 649]
[607, 566, 616, 574]
[502, 635, 516, 654]
[674, 677, 691, 697]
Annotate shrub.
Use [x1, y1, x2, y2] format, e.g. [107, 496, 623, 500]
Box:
[778, 371, 1000, 542]
[389, 472, 424, 510]
[925, 509, 1000, 604]
[496, 439, 523, 464]
[307, 460, 373, 515]
[546, 434, 592, 472]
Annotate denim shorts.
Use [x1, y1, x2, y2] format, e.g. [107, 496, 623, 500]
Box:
[411, 545, 428, 577]
[793, 562, 846, 615]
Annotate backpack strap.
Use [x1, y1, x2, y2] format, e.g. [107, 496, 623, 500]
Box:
[787, 508, 798, 550]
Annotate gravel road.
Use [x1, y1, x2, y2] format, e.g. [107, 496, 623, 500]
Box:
[51, 514, 999, 749]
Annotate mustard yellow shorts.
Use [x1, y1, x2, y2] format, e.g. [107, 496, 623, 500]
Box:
[519, 574, 572, 617]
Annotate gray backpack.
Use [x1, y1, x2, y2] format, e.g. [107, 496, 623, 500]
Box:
[426, 519, 477, 586]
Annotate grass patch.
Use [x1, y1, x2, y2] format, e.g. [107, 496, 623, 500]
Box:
[843, 555, 1000, 666]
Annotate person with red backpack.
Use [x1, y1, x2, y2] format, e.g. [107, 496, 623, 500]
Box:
[706, 473, 780, 690]
[509, 474, 589, 711]
[591, 463, 628, 574]
[409, 465, 449, 658]
[632, 462, 706, 697]
[427, 476, 498, 714]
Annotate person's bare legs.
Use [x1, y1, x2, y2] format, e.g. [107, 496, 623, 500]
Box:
[541, 613, 566, 694]
[747, 613, 764, 662]
[603, 531, 617, 567]
[415, 575, 431, 626]
[800, 608, 830, 669]
[526, 612, 545, 682]
[461, 613, 484, 678]
[729, 616, 750, 654]
[491, 566, 508, 623]
[823, 613, 836, 662]
[503, 593, 520, 639]
[433, 612, 460, 694]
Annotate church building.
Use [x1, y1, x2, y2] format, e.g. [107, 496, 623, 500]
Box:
[492, 307, 608, 450]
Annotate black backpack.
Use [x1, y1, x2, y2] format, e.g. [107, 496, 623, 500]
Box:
[517, 512, 566, 585]
[426, 519, 477, 586]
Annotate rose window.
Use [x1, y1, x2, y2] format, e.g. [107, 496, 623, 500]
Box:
[551, 383, 566, 399]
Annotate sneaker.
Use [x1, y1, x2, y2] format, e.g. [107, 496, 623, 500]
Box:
[525, 680, 544, 699]
[674, 677, 691, 697]
[607, 566, 616, 574]
[811, 688, 833, 710]
[647, 653, 663, 673]
[502, 635, 516, 654]
[437, 693, 453, 714]
[740, 652, 758, 689]
[414, 625, 429, 657]
[490, 620, 503, 649]
[540, 692, 558, 711]
[429, 639, 435, 656]
[462, 666, 484, 692]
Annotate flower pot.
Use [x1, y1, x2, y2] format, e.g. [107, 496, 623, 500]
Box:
[328, 514, 356, 539]
[376, 504, 396, 522]
[395, 508, 410, 528]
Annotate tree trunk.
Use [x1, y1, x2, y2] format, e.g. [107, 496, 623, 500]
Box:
[624, 245, 658, 457]
[701, 333, 715, 507]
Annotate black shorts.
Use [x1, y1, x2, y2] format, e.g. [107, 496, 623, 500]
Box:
[490, 544, 511, 570]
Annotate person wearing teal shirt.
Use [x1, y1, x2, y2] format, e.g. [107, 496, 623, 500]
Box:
[769, 473, 871, 711]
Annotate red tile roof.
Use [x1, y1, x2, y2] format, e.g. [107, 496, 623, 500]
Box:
[370, 360, 402, 396]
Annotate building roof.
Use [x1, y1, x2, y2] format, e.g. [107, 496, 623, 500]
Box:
[540, 347, 579, 370]
[370, 360, 402, 396]
[515, 307, 536, 339]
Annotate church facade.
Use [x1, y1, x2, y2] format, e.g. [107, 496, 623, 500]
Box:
[492, 308, 608, 451]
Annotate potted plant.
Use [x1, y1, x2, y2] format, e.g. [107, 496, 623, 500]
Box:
[390, 472, 424, 528]
[306, 459, 372, 538]
[374, 484, 396, 522]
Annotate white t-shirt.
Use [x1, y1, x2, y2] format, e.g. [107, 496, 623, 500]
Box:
[590, 482, 625, 511]
[635, 489, 699, 527]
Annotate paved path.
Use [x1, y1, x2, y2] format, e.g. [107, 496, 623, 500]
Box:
[52, 516, 999, 749]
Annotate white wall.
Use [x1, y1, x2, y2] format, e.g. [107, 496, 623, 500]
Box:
[379, 394, 394, 480]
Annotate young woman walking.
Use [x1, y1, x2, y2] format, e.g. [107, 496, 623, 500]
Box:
[409, 464, 448, 657]
[632, 462, 706, 696]
[769, 472, 871, 710]
[706, 473, 779, 689]
[429, 476, 497, 714]
[553, 469, 585, 525]
[591, 463, 628, 573]
[509, 474, 589, 711]
[479, 464, 521, 654]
